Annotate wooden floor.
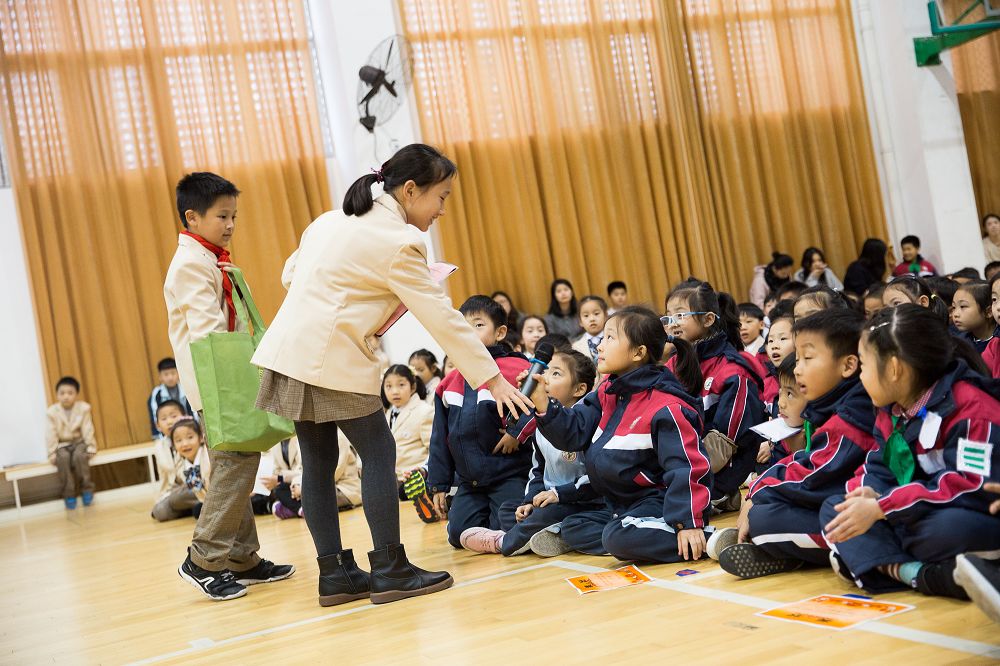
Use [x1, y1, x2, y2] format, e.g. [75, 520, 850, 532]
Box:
[1, 485, 998, 665]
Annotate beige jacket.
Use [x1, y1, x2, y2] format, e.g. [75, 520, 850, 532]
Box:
[46, 402, 97, 463]
[388, 393, 434, 481]
[163, 234, 245, 411]
[251, 195, 499, 396]
[267, 437, 303, 481]
[154, 439, 212, 502]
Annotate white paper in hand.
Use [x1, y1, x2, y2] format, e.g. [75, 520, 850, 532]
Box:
[252, 456, 276, 496]
[751, 418, 802, 443]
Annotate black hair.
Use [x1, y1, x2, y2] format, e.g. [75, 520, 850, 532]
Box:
[884, 275, 949, 322]
[504, 329, 523, 352]
[795, 286, 852, 318]
[768, 299, 795, 325]
[863, 283, 886, 300]
[381, 364, 428, 409]
[738, 303, 765, 321]
[777, 353, 797, 384]
[900, 235, 920, 249]
[170, 417, 202, 442]
[555, 349, 597, 394]
[56, 376, 80, 392]
[775, 281, 808, 302]
[864, 304, 989, 388]
[985, 261, 1000, 279]
[607, 281, 627, 296]
[175, 172, 240, 229]
[764, 291, 780, 307]
[460, 295, 507, 330]
[955, 280, 995, 322]
[951, 267, 982, 281]
[800, 247, 829, 284]
[548, 279, 578, 318]
[579, 295, 608, 313]
[520, 314, 548, 335]
[611, 306, 703, 396]
[408, 349, 443, 379]
[666, 280, 742, 348]
[490, 291, 522, 332]
[925, 276, 959, 308]
[157, 357, 177, 372]
[857, 238, 888, 280]
[536, 333, 573, 354]
[793, 308, 865, 362]
[343, 144, 457, 217]
[769, 252, 794, 270]
[983, 212, 1000, 237]
[155, 399, 186, 420]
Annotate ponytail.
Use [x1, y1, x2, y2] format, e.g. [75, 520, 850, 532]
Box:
[610, 306, 703, 398]
[952, 336, 990, 377]
[342, 144, 457, 217]
[669, 335, 704, 397]
[715, 291, 742, 349]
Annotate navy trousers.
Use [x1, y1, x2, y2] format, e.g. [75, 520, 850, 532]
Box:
[446, 477, 525, 548]
[748, 497, 830, 566]
[496, 499, 598, 556]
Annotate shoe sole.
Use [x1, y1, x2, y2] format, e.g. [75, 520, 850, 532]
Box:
[706, 528, 739, 561]
[955, 556, 1000, 623]
[528, 529, 572, 558]
[236, 565, 296, 586]
[319, 591, 371, 607]
[177, 565, 247, 601]
[370, 575, 454, 604]
[719, 544, 802, 580]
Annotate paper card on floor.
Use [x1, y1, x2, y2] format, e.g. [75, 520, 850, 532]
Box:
[757, 594, 913, 630]
[566, 565, 652, 594]
[252, 456, 275, 496]
[751, 418, 802, 443]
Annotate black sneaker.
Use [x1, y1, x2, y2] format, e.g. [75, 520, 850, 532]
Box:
[234, 558, 295, 586]
[955, 554, 1000, 623]
[719, 543, 802, 579]
[915, 558, 970, 600]
[178, 553, 247, 601]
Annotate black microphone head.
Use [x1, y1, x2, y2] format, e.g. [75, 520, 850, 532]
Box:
[533, 342, 555, 364]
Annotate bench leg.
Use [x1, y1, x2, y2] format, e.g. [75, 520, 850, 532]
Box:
[147, 454, 156, 483]
[13, 479, 21, 510]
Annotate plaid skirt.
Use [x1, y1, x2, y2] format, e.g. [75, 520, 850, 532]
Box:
[255, 369, 382, 423]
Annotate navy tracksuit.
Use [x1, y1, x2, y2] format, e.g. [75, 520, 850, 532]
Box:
[821, 361, 1000, 592]
[428, 346, 532, 548]
[535, 365, 714, 563]
[747, 379, 877, 565]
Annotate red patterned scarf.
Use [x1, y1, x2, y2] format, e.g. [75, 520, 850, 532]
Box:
[181, 231, 235, 332]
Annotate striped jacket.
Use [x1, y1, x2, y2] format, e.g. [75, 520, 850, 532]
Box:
[848, 360, 1000, 520]
[427, 346, 532, 493]
[749, 379, 877, 507]
[535, 365, 712, 530]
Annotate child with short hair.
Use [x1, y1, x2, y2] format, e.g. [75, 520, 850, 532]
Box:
[755, 354, 808, 472]
[712, 309, 878, 576]
[428, 296, 533, 547]
[519, 316, 548, 357]
[738, 303, 766, 355]
[46, 376, 98, 509]
[892, 235, 937, 277]
[459, 350, 602, 556]
[408, 349, 443, 402]
[952, 280, 997, 353]
[606, 281, 628, 315]
[519, 306, 713, 563]
[763, 291, 779, 320]
[151, 399, 192, 521]
[665, 281, 767, 511]
[793, 286, 851, 322]
[821, 305, 1000, 599]
[986, 261, 1000, 282]
[572, 295, 608, 384]
[537, 333, 573, 354]
[863, 283, 886, 320]
[147, 357, 193, 438]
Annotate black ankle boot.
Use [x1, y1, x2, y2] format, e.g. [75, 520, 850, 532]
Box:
[368, 543, 453, 604]
[317, 549, 370, 607]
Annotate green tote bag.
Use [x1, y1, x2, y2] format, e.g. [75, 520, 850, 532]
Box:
[190, 268, 295, 452]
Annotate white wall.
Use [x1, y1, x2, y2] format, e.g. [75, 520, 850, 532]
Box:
[0, 188, 49, 467]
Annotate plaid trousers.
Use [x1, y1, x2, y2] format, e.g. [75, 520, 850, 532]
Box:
[189, 448, 261, 572]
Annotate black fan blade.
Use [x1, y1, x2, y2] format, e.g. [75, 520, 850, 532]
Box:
[384, 80, 398, 97]
[384, 39, 394, 70]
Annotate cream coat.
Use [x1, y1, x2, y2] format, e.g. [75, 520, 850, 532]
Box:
[267, 437, 303, 481]
[154, 440, 212, 502]
[251, 195, 499, 396]
[46, 402, 97, 463]
[387, 393, 434, 481]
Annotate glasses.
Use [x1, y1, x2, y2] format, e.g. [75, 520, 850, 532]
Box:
[660, 312, 709, 327]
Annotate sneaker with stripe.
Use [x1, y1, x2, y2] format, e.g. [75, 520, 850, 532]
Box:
[178, 551, 247, 601]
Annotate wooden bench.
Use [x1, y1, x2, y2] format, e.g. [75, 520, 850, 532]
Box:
[2, 442, 157, 509]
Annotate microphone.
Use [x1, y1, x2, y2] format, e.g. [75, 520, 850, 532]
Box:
[504, 342, 554, 429]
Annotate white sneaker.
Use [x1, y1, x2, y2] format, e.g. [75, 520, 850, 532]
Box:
[528, 527, 573, 557]
[706, 527, 739, 561]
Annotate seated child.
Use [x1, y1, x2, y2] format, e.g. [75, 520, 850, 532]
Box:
[151, 400, 192, 521]
[982, 273, 1000, 378]
[46, 377, 98, 509]
[738, 303, 766, 355]
[882, 275, 950, 324]
[520, 306, 713, 563]
[252, 436, 303, 516]
[409, 349, 443, 403]
[272, 433, 362, 520]
[606, 280, 628, 315]
[710, 309, 878, 576]
[955, 482, 1000, 622]
[572, 295, 608, 383]
[755, 355, 807, 472]
[459, 350, 600, 556]
[952, 280, 996, 353]
[428, 296, 533, 548]
[164, 418, 211, 519]
[520, 316, 548, 358]
[761, 300, 795, 416]
[147, 357, 193, 438]
[863, 284, 886, 320]
[892, 235, 937, 278]
[793, 285, 851, 322]
[821, 304, 1000, 599]
[382, 365, 435, 520]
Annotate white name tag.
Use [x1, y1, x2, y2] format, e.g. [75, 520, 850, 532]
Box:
[918, 411, 942, 450]
[956, 438, 992, 477]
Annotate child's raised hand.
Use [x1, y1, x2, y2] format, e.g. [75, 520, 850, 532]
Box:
[677, 528, 706, 561]
[984, 482, 1000, 515]
[824, 495, 884, 543]
[492, 433, 520, 455]
[532, 489, 559, 507]
[432, 491, 449, 519]
[736, 497, 753, 543]
[515, 503, 533, 522]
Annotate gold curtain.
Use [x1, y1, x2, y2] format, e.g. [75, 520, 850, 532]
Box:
[944, 1, 1000, 220]
[0, 0, 330, 484]
[398, 0, 886, 314]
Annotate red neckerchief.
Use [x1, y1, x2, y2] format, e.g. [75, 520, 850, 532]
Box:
[181, 231, 235, 332]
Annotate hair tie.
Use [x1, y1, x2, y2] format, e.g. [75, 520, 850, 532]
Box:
[371, 166, 384, 184]
[869, 321, 890, 332]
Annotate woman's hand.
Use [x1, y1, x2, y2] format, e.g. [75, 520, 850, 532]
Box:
[485, 373, 534, 421]
[515, 503, 533, 522]
[677, 528, 706, 561]
[824, 496, 884, 543]
[432, 492, 449, 519]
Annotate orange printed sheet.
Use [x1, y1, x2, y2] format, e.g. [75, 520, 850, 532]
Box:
[757, 594, 914, 630]
[566, 565, 652, 595]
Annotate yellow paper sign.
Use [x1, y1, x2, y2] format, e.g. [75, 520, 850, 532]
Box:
[757, 594, 914, 630]
[566, 565, 652, 595]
